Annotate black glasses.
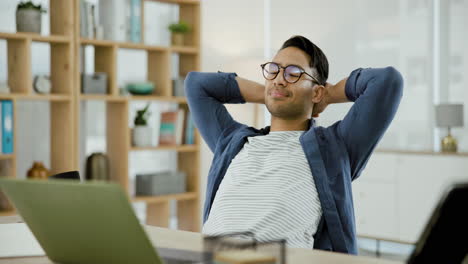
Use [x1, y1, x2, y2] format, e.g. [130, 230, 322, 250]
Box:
[260, 62, 320, 84]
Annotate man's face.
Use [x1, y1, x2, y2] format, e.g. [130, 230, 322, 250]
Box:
[264, 47, 318, 120]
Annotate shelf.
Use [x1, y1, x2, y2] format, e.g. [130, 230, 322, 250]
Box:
[0, 32, 71, 43]
[79, 94, 187, 103]
[0, 210, 16, 217]
[80, 38, 198, 54]
[80, 38, 167, 51]
[80, 38, 115, 47]
[119, 42, 167, 52]
[130, 144, 198, 152]
[79, 94, 127, 102]
[127, 95, 187, 103]
[171, 46, 198, 54]
[143, 0, 200, 5]
[0, 93, 72, 101]
[0, 154, 14, 160]
[132, 192, 197, 204]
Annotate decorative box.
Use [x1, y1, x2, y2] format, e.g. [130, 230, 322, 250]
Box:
[82, 73, 107, 94]
[135, 171, 186, 196]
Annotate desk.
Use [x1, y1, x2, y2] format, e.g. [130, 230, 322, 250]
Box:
[0, 216, 402, 264]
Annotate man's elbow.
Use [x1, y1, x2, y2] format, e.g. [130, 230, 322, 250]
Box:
[382, 66, 404, 100]
[185, 71, 202, 97]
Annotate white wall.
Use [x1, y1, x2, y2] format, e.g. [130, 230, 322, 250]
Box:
[447, 0, 468, 150]
[269, 0, 435, 151]
[199, 0, 266, 224]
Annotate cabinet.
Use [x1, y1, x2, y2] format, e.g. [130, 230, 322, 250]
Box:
[353, 151, 468, 243]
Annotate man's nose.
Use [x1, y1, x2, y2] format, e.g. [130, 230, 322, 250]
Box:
[273, 69, 287, 87]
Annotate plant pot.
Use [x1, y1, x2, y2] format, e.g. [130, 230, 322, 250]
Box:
[16, 9, 42, 34]
[171, 33, 184, 46]
[132, 126, 153, 147]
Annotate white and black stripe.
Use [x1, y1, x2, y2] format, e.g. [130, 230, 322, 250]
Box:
[202, 131, 322, 249]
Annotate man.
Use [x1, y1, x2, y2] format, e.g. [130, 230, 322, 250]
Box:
[185, 35, 403, 254]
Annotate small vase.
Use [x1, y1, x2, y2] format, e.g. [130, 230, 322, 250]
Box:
[86, 153, 110, 181]
[132, 126, 153, 147]
[16, 9, 42, 34]
[27, 162, 49, 180]
[171, 33, 184, 46]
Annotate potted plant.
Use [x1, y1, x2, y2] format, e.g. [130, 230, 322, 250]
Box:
[168, 21, 190, 46]
[132, 103, 153, 147]
[16, 1, 47, 34]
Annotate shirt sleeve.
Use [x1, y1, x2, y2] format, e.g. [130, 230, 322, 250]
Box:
[337, 67, 403, 180]
[185, 71, 246, 153]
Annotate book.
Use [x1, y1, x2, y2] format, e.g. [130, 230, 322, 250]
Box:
[129, 0, 141, 43]
[80, 0, 88, 37]
[184, 113, 195, 145]
[86, 2, 94, 39]
[159, 110, 185, 145]
[1, 100, 13, 154]
[99, 0, 127, 41]
[89, 4, 97, 39]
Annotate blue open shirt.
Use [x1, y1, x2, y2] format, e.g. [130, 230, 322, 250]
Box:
[185, 67, 403, 254]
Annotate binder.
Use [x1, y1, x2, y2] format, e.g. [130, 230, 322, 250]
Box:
[129, 0, 141, 43]
[1, 100, 13, 154]
[0, 103, 2, 152]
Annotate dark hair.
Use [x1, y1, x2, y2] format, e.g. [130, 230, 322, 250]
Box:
[280, 35, 329, 85]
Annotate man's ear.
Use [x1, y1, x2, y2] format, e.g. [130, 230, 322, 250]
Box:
[311, 85, 325, 103]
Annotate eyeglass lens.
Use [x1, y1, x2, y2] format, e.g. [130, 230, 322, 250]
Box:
[262, 62, 303, 83]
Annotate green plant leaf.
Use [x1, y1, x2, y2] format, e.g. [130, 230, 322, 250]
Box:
[17, 1, 47, 13]
[168, 21, 190, 34]
[134, 103, 151, 126]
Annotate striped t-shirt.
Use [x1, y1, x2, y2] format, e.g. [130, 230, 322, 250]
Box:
[202, 131, 323, 249]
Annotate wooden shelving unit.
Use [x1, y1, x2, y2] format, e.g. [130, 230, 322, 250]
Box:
[0, 0, 201, 232]
[130, 144, 199, 152]
[0, 154, 15, 161]
[73, 0, 201, 232]
[0, 0, 75, 215]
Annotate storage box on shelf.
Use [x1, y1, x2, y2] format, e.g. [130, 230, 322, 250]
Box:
[0, 0, 75, 215]
[74, 0, 201, 231]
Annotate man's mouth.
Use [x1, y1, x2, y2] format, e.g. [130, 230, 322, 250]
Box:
[270, 90, 290, 98]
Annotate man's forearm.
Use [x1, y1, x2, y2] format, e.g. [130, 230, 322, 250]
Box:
[236, 76, 265, 104]
[327, 78, 350, 104]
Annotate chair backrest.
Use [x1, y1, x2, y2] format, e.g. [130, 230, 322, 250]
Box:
[49, 171, 80, 180]
[407, 182, 468, 264]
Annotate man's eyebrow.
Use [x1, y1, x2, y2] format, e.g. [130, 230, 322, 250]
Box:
[271, 61, 306, 69]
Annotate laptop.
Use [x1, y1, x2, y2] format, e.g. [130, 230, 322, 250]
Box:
[0, 178, 209, 264]
[407, 182, 468, 264]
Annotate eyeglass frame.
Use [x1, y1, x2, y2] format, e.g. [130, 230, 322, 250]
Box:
[260, 61, 321, 85]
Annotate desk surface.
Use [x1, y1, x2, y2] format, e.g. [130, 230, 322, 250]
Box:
[0, 216, 402, 264]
